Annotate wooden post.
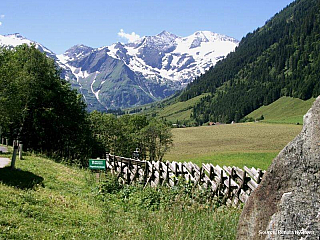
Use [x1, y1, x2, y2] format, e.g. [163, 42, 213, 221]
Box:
[235, 170, 247, 200]
[174, 162, 178, 185]
[19, 142, 23, 160]
[126, 166, 130, 184]
[223, 175, 231, 204]
[6, 138, 8, 147]
[144, 162, 149, 185]
[209, 165, 214, 180]
[158, 162, 163, 185]
[120, 158, 123, 178]
[150, 166, 154, 184]
[190, 166, 194, 177]
[174, 162, 178, 177]
[11, 145, 18, 169]
[257, 169, 263, 184]
[218, 169, 224, 196]
[166, 162, 169, 184]
[199, 167, 203, 184]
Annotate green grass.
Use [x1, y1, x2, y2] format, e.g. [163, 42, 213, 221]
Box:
[157, 94, 209, 122]
[181, 152, 278, 170]
[0, 151, 241, 239]
[165, 122, 302, 170]
[246, 96, 315, 124]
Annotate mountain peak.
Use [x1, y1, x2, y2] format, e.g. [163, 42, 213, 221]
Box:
[64, 44, 93, 59]
[5, 33, 26, 39]
[156, 30, 178, 39]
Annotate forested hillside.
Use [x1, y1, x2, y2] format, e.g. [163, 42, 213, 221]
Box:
[179, 0, 320, 124]
[0, 45, 97, 165]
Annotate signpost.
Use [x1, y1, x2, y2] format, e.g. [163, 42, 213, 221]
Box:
[89, 159, 106, 182]
[89, 159, 106, 170]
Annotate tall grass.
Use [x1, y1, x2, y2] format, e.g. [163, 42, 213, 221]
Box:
[0, 153, 241, 239]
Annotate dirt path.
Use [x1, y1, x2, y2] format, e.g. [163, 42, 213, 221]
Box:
[0, 146, 10, 168]
[0, 157, 10, 168]
[0, 145, 8, 153]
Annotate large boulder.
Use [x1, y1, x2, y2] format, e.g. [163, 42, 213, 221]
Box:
[237, 97, 320, 240]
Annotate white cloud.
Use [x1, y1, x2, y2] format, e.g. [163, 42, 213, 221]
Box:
[118, 29, 141, 43]
[0, 15, 4, 19]
[0, 22, 2, 26]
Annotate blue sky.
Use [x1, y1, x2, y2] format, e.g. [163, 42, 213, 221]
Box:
[0, 0, 295, 54]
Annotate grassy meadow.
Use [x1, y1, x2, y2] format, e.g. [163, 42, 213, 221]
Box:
[165, 122, 302, 170]
[246, 96, 314, 124]
[0, 151, 241, 239]
[156, 94, 210, 123]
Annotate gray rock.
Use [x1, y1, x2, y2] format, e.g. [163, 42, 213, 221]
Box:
[237, 96, 320, 240]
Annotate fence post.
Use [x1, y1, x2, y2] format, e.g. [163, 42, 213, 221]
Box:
[144, 162, 149, 185]
[119, 158, 123, 179]
[209, 165, 214, 180]
[126, 166, 130, 184]
[11, 145, 18, 169]
[166, 162, 169, 184]
[257, 169, 263, 184]
[6, 138, 8, 147]
[19, 142, 23, 160]
[174, 162, 178, 185]
[158, 162, 163, 185]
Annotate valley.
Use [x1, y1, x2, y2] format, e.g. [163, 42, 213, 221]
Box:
[1, 0, 319, 239]
[165, 122, 302, 170]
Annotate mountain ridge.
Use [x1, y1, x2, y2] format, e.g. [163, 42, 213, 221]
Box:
[0, 30, 239, 111]
[170, 0, 320, 125]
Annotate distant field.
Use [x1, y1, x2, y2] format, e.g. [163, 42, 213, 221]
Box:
[246, 97, 315, 124]
[165, 122, 302, 170]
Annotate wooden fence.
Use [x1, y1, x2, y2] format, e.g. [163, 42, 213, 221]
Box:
[104, 154, 265, 206]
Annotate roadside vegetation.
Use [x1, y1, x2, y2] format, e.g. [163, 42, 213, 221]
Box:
[0, 152, 241, 239]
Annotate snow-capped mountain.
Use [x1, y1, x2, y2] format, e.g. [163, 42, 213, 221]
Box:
[0, 33, 77, 83]
[104, 30, 238, 86]
[0, 31, 238, 111]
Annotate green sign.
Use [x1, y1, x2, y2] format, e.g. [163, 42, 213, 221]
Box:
[89, 159, 106, 170]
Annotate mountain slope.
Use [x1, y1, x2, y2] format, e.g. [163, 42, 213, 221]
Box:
[57, 31, 238, 110]
[0, 33, 79, 87]
[0, 31, 238, 111]
[175, 0, 320, 124]
[246, 97, 315, 124]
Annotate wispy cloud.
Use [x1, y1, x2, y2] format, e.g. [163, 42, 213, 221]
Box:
[0, 22, 2, 27]
[118, 29, 141, 43]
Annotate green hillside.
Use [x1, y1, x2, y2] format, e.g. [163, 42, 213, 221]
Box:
[156, 94, 209, 123]
[127, 93, 209, 125]
[0, 152, 240, 239]
[159, 0, 320, 125]
[246, 96, 315, 124]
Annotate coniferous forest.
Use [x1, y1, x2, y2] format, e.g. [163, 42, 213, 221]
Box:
[179, 0, 320, 124]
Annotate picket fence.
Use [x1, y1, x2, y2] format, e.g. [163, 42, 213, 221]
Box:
[103, 154, 265, 206]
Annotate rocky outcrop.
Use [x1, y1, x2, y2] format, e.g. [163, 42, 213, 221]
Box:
[237, 97, 320, 240]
